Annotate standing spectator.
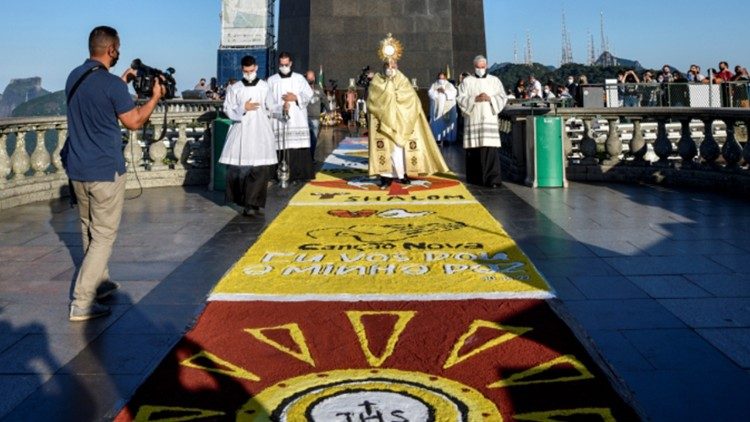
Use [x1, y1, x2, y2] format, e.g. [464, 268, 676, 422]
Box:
[542, 83, 556, 100]
[687, 65, 706, 83]
[305, 70, 323, 159]
[622, 70, 641, 107]
[641, 71, 659, 106]
[713, 61, 733, 83]
[219, 55, 277, 216]
[732, 66, 750, 81]
[63, 26, 164, 321]
[514, 79, 527, 99]
[527, 75, 542, 99]
[566, 75, 579, 106]
[657, 65, 674, 83]
[194, 78, 209, 91]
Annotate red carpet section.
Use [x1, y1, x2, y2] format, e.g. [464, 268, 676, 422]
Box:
[116, 300, 637, 421]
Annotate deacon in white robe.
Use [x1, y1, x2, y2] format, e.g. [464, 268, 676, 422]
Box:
[219, 56, 277, 215]
[457, 55, 508, 187]
[428, 73, 458, 142]
[266, 52, 315, 182]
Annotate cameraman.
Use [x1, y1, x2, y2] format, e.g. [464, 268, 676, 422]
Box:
[63, 26, 164, 321]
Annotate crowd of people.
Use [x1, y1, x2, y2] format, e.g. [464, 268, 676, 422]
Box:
[504, 60, 749, 108]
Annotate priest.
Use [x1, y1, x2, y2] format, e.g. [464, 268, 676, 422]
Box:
[266, 52, 314, 183]
[428, 71, 458, 143]
[456, 55, 508, 188]
[367, 34, 449, 188]
[219, 55, 277, 215]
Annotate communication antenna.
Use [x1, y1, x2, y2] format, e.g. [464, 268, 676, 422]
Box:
[513, 36, 518, 64]
[525, 31, 533, 65]
[587, 31, 596, 65]
[561, 9, 573, 65]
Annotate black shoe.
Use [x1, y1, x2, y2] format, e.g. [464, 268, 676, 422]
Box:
[379, 177, 393, 189]
[490, 183, 502, 188]
[398, 177, 411, 185]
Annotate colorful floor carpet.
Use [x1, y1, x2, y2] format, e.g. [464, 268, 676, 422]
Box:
[116, 138, 638, 421]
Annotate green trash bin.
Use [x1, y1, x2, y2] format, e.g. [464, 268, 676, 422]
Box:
[211, 118, 232, 191]
[525, 116, 567, 188]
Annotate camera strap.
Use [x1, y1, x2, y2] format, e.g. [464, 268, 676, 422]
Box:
[66, 65, 103, 103]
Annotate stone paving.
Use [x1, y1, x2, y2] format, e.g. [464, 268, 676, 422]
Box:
[1, 128, 749, 420]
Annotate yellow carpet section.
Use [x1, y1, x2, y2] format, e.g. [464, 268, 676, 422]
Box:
[210, 137, 552, 300]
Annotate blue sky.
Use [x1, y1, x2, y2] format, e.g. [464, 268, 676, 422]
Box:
[1, 0, 749, 92]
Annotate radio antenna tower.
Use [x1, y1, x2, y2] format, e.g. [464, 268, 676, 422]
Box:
[599, 12, 609, 54]
[560, 9, 573, 65]
[513, 36, 519, 64]
[525, 31, 533, 65]
[587, 31, 596, 65]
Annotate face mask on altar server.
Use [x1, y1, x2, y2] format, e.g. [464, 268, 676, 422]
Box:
[279, 65, 291, 75]
[243, 72, 257, 81]
[475, 68, 486, 77]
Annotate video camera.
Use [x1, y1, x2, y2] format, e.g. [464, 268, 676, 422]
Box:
[357, 65, 371, 89]
[130, 59, 177, 99]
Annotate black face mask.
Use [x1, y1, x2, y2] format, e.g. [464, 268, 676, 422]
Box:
[110, 49, 120, 68]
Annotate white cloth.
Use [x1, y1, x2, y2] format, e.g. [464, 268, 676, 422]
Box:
[456, 75, 508, 149]
[266, 72, 313, 150]
[428, 80, 458, 142]
[219, 79, 278, 167]
[381, 144, 405, 179]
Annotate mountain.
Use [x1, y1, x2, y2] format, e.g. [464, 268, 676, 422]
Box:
[595, 51, 643, 70]
[11, 90, 66, 117]
[0, 77, 50, 117]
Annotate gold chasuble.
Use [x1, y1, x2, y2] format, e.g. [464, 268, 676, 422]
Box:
[367, 71, 450, 177]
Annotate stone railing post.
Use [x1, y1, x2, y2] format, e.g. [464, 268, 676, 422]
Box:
[579, 117, 598, 164]
[742, 118, 750, 167]
[653, 118, 672, 164]
[30, 128, 51, 176]
[148, 124, 168, 169]
[629, 117, 647, 162]
[562, 118, 573, 159]
[604, 117, 622, 163]
[699, 117, 720, 166]
[721, 119, 742, 169]
[52, 127, 66, 172]
[124, 130, 141, 168]
[173, 122, 188, 168]
[11, 129, 31, 179]
[677, 118, 697, 166]
[0, 131, 10, 180]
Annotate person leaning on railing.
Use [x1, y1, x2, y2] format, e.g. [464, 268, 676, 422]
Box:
[622, 69, 641, 107]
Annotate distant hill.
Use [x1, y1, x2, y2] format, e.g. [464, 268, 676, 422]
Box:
[0, 77, 49, 117]
[595, 51, 643, 70]
[11, 90, 66, 117]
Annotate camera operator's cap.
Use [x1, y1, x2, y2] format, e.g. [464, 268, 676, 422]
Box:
[378, 33, 403, 63]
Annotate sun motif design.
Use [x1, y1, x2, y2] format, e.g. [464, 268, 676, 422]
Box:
[124, 303, 629, 422]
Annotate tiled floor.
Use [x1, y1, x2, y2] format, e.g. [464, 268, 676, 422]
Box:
[1, 128, 749, 420]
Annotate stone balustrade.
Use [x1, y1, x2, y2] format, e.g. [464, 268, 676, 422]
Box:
[499, 106, 750, 192]
[0, 100, 221, 210]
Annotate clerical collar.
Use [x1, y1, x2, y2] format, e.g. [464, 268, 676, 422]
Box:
[278, 71, 292, 79]
[242, 77, 259, 86]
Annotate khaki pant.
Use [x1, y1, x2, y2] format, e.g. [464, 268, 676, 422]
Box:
[71, 173, 126, 307]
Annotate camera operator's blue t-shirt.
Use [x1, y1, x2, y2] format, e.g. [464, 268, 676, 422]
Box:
[63, 59, 135, 181]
